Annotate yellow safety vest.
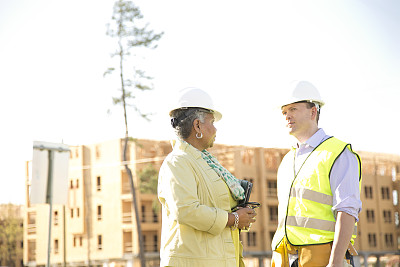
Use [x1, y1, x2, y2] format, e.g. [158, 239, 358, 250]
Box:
[271, 137, 362, 250]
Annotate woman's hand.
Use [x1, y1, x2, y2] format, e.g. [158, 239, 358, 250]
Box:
[227, 207, 257, 229]
[235, 207, 257, 229]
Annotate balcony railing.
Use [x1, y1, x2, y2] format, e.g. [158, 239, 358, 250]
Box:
[124, 242, 133, 253]
[123, 242, 157, 253]
[28, 253, 36, 262]
[267, 188, 277, 198]
[122, 212, 132, 224]
[28, 247, 36, 261]
[122, 212, 159, 224]
[141, 212, 159, 223]
[27, 224, 36, 235]
[122, 182, 130, 194]
[270, 215, 278, 222]
[144, 243, 158, 252]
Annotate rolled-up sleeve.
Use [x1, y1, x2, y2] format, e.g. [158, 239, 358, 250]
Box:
[158, 155, 228, 235]
[330, 147, 362, 221]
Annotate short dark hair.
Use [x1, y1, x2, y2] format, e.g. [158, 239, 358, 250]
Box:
[301, 101, 320, 123]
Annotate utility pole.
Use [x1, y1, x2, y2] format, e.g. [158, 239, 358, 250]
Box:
[32, 142, 70, 267]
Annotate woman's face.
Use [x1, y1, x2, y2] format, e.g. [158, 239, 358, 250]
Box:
[199, 113, 217, 149]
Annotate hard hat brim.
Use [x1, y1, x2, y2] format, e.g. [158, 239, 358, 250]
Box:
[213, 110, 222, 121]
[279, 99, 325, 109]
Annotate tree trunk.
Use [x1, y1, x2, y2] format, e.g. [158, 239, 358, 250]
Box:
[119, 45, 145, 266]
[123, 136, 146, 267]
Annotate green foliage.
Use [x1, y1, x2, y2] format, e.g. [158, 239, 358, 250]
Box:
[138, 164, 159, 194]
[0, 205, 23, 265]
[138, 164, 161, 213]
[105, 0, 164, 121]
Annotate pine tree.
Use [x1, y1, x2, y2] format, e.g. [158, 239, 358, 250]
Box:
[105, 1, 163, 266]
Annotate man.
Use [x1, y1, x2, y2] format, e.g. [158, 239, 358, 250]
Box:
[271, 81, 362, 267]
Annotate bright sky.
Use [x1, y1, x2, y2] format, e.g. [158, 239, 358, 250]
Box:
[1, 0, 399, 204]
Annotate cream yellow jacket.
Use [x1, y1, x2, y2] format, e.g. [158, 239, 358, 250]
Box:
[158, 140, 241, 267]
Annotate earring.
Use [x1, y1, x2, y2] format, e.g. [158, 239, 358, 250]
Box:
[196, 132, 203, 139]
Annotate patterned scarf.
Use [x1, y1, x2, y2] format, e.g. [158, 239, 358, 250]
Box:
[200, 150, 245, 201]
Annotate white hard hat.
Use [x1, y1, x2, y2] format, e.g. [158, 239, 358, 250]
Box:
[169, 87, 222, 121]
[280, 80, 325, 108]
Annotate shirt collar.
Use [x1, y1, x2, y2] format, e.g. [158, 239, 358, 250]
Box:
[173, 138, 203, 159]
[294, 128, 326, 149]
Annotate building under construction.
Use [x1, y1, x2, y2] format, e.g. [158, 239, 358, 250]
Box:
[23, 138, 400, 266]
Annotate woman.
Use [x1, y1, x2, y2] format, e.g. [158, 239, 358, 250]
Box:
[158, 87, 257, 267]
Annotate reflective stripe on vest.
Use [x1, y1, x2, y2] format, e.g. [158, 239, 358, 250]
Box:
[285, 216, 357, 236]
[288, 187, 357, 236]
[291, 187, 333, 206]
